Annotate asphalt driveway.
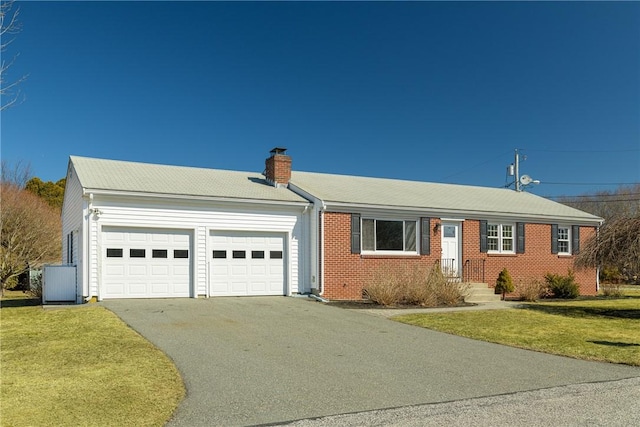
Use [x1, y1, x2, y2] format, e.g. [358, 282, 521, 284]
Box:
[103, 297, 640, 426]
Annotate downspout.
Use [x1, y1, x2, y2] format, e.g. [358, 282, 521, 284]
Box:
[595, 220, 604, 292]
[83, 192, 93, 303]
[319, 201, 327, 296]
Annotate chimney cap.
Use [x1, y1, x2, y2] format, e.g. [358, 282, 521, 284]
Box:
[270, 147, 288, 156]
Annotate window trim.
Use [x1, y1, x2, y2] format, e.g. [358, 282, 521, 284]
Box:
[557, 226, 571, 255]
[361, 218, 419, 255]
[487, 223, 516, 254]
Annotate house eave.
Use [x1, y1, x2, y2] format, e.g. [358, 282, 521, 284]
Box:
[81, 188, 310, 209]
[322, 201, 603, 226]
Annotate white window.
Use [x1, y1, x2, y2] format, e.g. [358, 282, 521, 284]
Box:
[488, 223, 515, 254]
[558, 226, 570, 254]
[362, 219, 417, 253]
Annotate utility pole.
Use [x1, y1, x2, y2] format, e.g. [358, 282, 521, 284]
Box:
[514, 149, 520, 192]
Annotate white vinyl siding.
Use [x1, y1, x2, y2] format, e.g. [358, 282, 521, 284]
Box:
[85, 197, 307, 300]
[60, 165, 84, 301]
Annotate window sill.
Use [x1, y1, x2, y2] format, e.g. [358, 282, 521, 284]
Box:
[361, 253, 422, 259]
[487, 253, 517, 257]
[557, 254, 573, 258]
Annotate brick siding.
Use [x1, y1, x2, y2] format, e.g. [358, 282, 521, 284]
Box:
[321, 212, 598, 300]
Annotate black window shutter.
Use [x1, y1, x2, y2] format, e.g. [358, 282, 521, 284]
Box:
[551, 224, 559, 254]
[351, 214, 361, 254]
[480, 220, 488, 253]
[420, 217, 430, 255]
[572, 225, 580, 255]
[516, 222, 525, 254]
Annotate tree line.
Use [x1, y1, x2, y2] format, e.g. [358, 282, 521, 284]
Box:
[559, 184, 640, 284]
[0, 162, 64, 295]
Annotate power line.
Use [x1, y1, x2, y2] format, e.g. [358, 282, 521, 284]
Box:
[541, 181, 640, 186]
[523, 148, 640, 153]
[552, 198, 640, 204]
[547, 192, 640, 200]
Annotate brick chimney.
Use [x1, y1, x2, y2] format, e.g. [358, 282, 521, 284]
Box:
[264, 147, 292, 187]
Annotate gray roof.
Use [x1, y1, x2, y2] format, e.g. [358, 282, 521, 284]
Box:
[69, 156, 309, 204]
[69, 156, 602, 224]
[290, 171, 602, 224]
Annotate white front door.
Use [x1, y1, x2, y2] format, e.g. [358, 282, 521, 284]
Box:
[441, 222, 461, 278]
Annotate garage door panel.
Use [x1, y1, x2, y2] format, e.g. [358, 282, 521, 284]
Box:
[128, 282, 147, 295]
[150, 283, 169, 295]
[105, 264, 125, 276]
[251, 265, 267, 275]
[129, 265, 148, 276]
[128, 233, 147, 242]
[151, 234, 170, 243]
[151, 265, 169, 276]
[210, 231, 285, 296]
[102, 227, 191, 299]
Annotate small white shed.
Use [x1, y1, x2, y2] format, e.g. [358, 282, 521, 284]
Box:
[43, 265, 77, 304]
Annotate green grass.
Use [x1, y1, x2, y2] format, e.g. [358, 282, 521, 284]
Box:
[1, 303, 185, 426]
[394, 297, 640, 366]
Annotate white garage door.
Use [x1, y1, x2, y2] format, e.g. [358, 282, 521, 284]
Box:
[210, 232, 285, 296]
[102, 227, 192, 299]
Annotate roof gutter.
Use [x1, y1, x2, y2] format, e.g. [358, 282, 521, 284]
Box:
[81, 188, 309, 208]
[321, 201, 603, 226]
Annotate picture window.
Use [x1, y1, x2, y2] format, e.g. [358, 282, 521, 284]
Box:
[362, 219, 417, 253]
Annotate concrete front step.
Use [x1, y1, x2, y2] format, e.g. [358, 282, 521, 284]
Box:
[464, 282, 502, 303]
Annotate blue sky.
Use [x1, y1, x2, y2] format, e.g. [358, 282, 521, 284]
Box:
[2, 1, 639, 199]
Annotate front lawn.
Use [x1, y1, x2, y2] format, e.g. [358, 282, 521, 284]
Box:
[1, 304, 184, 426]
[394, 297, 640, 366]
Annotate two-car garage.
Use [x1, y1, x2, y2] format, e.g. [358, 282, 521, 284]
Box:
[101, 227, 286, 299]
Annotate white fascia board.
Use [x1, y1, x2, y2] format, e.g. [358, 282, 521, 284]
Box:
[81, 188, 310, 210]
[322, 202, 602, 226]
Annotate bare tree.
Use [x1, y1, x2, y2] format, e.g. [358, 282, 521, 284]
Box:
[559, 185, 640, 284]
[575, 216, 640, 284]
[1, 159, 32, 188]
[557, 184, 640, 222]
[0, 182, 61, 295]
[1, 0, 27, 111]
